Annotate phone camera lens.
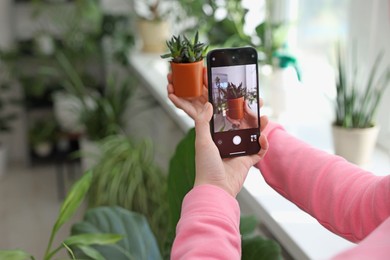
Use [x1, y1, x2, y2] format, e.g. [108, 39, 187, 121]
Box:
[212, 57, 216, 61]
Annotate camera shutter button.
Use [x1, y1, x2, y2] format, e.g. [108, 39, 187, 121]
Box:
[232, 135, 241, 145]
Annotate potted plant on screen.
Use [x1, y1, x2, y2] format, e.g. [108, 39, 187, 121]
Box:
[221, 81, 247, 120]
[332, 43, 390, 165]
[161, 31, 208, 98]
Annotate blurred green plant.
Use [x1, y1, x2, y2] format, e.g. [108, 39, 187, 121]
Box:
[0, 171, 123, 260]
[71, 206, 162, 260]
[28, 117, 59, 147]
[334, 43, 390, 128]
[176, 0, 290, 64]
[87, 135, 169, 253]
[53, 52, 135, 140]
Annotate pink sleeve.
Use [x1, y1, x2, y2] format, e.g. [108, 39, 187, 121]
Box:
[171, 184, 241, 260]
[256, 122, 390, 242]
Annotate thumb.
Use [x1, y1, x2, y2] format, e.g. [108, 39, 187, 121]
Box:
[195, 102, 213, 142]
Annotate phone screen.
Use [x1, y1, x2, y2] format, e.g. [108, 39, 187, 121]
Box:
[207, 47, 261, 158]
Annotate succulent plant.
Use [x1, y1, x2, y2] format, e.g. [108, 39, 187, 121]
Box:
[222, 82, 246, 99]
[160, 31, 208, 63]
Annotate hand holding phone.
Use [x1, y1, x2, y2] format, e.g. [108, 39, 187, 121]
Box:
[207, 47, 261, 158]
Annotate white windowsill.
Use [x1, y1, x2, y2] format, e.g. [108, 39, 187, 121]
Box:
[127, 51, 390, 260]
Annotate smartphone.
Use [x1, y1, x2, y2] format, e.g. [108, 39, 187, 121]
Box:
[207, 47, 261, 158]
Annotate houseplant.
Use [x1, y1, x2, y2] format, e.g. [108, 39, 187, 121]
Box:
[86, 134, 170, 254]
[161, 31, 208, 98]
[28, 117, 59, 158]
[221, 81, 247, 120]
[71, 206, 162, 260]
[0, 170, 123, 260]
[332, 44, 390, 165]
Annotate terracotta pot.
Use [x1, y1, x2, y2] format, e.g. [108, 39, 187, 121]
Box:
[138, 19, 170, 53]
[332, 124, 380, 166]
[227, 97, 244, 120]
[170, 60, 204, 98]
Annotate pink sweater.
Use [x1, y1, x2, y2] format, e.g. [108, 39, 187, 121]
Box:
[171, 122, 390, 259]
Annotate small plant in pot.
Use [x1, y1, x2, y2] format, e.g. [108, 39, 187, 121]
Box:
[161, 31, 208, 98]
[221, 81, 247, 120]
[332, 43, 390, 165]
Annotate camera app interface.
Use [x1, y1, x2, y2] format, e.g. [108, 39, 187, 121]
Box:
[210, 64, 259, 133]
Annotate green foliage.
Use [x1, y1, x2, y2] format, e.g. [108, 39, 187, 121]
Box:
[222, 82, 246, 99]
[161, 31, 208, 63]
[55, 52, 135, 140]
[176, 1, 290, 64]
[87, 135, 169, 252]
[71, 206, 162, 260]
[0, 170, 121, 260]
[0, 250, 33, 260]
[28, 118, 59, 146]
[167, 128, 282, 259]
[335, 43, 390, 128]
[80, 76, 135, 141]
[167, 128, 196, 228]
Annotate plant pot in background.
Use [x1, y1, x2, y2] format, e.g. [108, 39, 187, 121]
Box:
[138, 19, 169, 53]
[332, 125, 380, 166]
[170, 60, 203, 98]
[33, 142, 53, 158]
[227, 97, 244, 120]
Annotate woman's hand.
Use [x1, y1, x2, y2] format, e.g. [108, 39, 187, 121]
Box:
[167, 68, 269, 197]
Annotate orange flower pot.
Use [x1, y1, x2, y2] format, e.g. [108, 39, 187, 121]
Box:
[170, 60, 204, 98]
[227, 97, 244, 120]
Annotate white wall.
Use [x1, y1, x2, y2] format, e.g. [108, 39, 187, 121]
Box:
[348, 0, 390, 151]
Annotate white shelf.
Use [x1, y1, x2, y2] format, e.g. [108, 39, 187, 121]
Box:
[127, 51, 390, 260]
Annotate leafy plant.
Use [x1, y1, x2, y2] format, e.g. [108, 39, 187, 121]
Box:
[167, 128, 282, 259]
[87, 135, 170, 252]
[160, 31, 208, 63]
[71, 206, 162, 260]
[0, 171, 123, 260]
[54, 52, 135, 140]
[28, 118, 59, 147]
[80, 76, 135, 141]
[334, 43, 390, 128]
[222, 82, 247, 99]
[134, 0, 173, 21]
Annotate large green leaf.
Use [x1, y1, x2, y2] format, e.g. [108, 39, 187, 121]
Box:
[71, 206, 162, 260]
[44, 170, 93, 258]
[242, 236, 282, 260]
[167, 128, 196, 229]
[0, 250, 32, 260]
[240, 216, 282, 260]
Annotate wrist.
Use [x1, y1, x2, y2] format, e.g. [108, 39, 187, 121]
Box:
[194, 179, 236, 198]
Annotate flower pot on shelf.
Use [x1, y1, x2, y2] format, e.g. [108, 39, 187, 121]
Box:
[227, 97, 244, 120]
[138, 19, 170, 53]
[170, 60, 204, 98]
[332, 125, 380, 166]
[161, 31, 208, 98]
